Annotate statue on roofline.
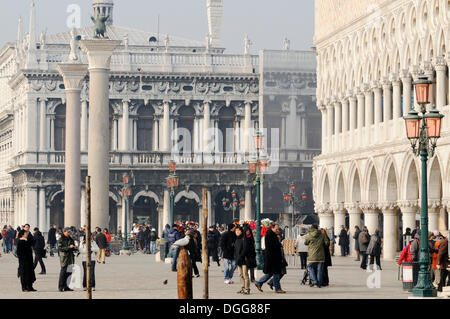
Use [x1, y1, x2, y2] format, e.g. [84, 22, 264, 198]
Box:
[91, 14, 110, 38]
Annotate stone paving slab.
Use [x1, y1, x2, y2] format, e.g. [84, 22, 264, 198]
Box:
[0, 253, 410, 299]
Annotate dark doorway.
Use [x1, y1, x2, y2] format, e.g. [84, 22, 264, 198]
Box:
[133, 196, 158, 228]
[50, 192, 64, 228]
[109, 198, 118, 235]
[174, 196, 199, 222]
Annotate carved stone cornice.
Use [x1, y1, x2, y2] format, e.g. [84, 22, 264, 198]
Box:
[359, 202, 378, 212]
[331, 202, 346, 214]
[379, 201, 398, 211]
[428, 199, 441, 210]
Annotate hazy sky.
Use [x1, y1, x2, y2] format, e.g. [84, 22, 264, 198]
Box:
[0, 0, 314, 54]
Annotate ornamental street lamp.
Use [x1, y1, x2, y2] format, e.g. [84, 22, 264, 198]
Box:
[121, 173, 132, 251]
[222, 191, 241, 222]
[166, 160, 179, 226]
[403, 74, 444, 298]
[248, 129, 269, 270]
[283, 185, 308, 228]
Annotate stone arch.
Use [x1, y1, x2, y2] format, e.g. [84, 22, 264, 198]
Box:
[437, 27, 447, 56]
[403, 156, 419, 201]
[418, 0, 430, 36]
[348, 162, 362, 203]
[381, 156, 400, 202]
[174, 190, 200, 204]
[366, 164, 379, 203]
[428, 156, 443, 200]
[424, 33, 434, 61]
[322, 174, 331, 204]
[335, 170, 346, 203]
[132, 190, 160, 205]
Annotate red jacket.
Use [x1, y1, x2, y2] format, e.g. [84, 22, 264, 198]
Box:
[105, 233, 111, 243]
[398, 244, 413, 265]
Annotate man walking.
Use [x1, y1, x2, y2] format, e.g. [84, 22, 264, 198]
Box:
[150, 228, 158, 254]
[32, 228, 46, 275]
[338, 225, 349, 256]
[48, 225, 57, 257]
[220, 223, 237, 284]
[95, 227, 107, 264]
[255, 222, 286, 293]
[305, 224, 329, 288]
[207, 225, 220, 266]
[358, 226, 370, 270]
[57, 228, 77, 292]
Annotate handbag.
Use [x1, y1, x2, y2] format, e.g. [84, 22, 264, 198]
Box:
[105, 249, 111, 257]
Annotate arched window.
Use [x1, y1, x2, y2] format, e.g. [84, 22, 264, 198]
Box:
[137, 106, 154, 151]
[218, 106, 235, 152]
[177, 105, 195, 153]
[54, 104, 66, 151]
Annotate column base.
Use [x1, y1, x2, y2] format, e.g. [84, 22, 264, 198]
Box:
[412, 288, 438, 298]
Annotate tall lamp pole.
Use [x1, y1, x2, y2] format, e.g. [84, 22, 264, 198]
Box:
[166, 161, 179, 226]
[403, 74, 444, 298]
[222, 190, 240, 222]
[248, 129, 269, 271]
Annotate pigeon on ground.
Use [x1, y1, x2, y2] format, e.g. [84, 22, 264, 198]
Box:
[163, 280, 168, 285]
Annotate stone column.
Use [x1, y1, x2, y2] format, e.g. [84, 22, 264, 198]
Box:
[57, 62, 88, 228]
[163, 99, 171, 152]
[401, 74, 412, 116]
[334, 101, 342, 135]
[392, 79, 402, 119]
[373, 85, 382, 124]
[382, 80, 392, 122]
[244, 186, 252, 221]
[347, 203, 361, 257]
[25, 188, 38, 230]
[121, 99, 130, 151]
[80, 100, 88, 152]
[244, 101, 251, 153]
[364, 88, 373, 127]
[49, 115, 55, 151]
[39, 98, 47, 152]
[287, 96, 298, 147]
[38, 187, 46, 230]
[349, 96, 357, 130]
[398, 201, 418, 233]
[79, 39, 121, 229]
[326, 104, 333, 151]
[163, 189, 170, 227]
[428, 201, 441, 233]
[362, 203, 379, 234]
[341, 99, 349, 132]
[80, 188, 86, 227]
[318, 206, 334, 231]
[381, 203, 398, 260]
[434, 58, 447, 109]
[439, 204, 448, 234]
[319, 106, 326, 153]
[333, 203, 346, 256]
[356, 92, 365, 129]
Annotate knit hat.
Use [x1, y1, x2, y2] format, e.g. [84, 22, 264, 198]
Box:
[228, 223, 235, 230]
[433, 230, 440, 236]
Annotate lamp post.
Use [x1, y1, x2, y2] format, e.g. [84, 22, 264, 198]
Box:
[222, 191, 240, 222]
[248, 129, 269, 270]
[166, 161, 179, 226]
[284, 185, 308, 228]
[403, 74, 444, 298]
[121, 173, 131, 251]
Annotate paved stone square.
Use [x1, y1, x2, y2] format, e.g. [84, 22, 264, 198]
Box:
[0, 252, 410, 299]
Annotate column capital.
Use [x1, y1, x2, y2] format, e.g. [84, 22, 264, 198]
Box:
[331, 202, 345, 213]
[348, 95, 357, 103]
[78, 39, 121, 70]
[397, 200, 418, 211]
[359, 202, 378, 212]
[433, 56, 447, 70]
[379, 201, 398, 212]
[122, 98, 131, 104]
[400, 69, 411, 79]
[38, 97, 48, 103]
[325, 104, 334, 110]
[381, 78, 391, 89]
[428, 199, 441, 209]
[315, 203, 332, 215]
[56, 63, 88, 90]
[203, 99, 212, 105]
[344, 202, 358, 210]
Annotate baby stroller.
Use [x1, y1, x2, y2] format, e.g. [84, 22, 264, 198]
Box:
[301, 268, 311, 285]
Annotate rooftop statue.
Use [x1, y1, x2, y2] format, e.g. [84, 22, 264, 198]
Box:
[91, 13, 110, 38]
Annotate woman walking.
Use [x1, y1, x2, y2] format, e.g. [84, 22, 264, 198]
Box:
[320, 228, 332, 287]
[367, 229, 382, 270]
[17, 230, 36, 292]
[295, 227, 308, 269]
[234, 226, 256, 294]
[79, 235, 99, 291]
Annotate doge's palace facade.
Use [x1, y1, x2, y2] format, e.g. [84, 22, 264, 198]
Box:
[313, 0, 450, 260]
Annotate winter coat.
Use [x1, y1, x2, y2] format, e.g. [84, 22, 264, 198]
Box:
[32, 231, 46, 256]
[398, 244, 413, 265]
[95, 233, 108, 249]
[57, 235, 76, 267]
[207, 230, 220, 250]
[263, 228, 283, 275]
[104, 233, 112, 243]
[150, 231, 158, 241]
[324, 237, 332, 267]
[219, 230, 236, 260]
[338, 229, 349, 246]
[186, 236, 201, 262]
[353, 229, 361, 251]
[167, 229, 180, 243]
[305, 228, 329, 262]
[234, 233, 256, 268]
[17, 237, 36, 286]
[437, 237, 449, 269]
[358, 231, 370, 252]
[366, 233, 382, 256]
[162, 224, 170, 240]
[295, 234, 308, 253]
[410, 238, 420, 261]
[48, 228, 57, 245]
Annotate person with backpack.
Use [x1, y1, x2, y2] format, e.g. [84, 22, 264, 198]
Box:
[32, 228, 46, 275]
[169, 225, 182, 271]
[353, 226, 361, 261]
[358, 226, 370, 270]
[398, 238, 414, 265]
[367, 229, 382, 270]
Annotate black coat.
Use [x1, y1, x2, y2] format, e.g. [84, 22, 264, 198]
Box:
[338, 229, 349, 246]
[324, 240, 332, 267]
[207, 230, 220, 250]
[186, 236, 201, 262]
[219, 230, 236, 260]
[33, 231, 46, 256]
[17, 237, 36, 287]
[353, 229, 361, 250]
[263, 229, 283, 275]
[48, 228, 57, 245]
[234, 234, 257, 268]
[95, 233, 107, 249]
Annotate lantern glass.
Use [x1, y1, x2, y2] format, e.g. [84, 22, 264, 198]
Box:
[290, 184, 296, 192]
[425, 108, 444, 139]
[169, 161, 176, 173]
[222, 198, 227, 207]
[231, 192, 236, 198]
[258, 159, 269, 173]
[254, 130, 264, 150]
[414, 82, 431, 105]
[173, 176, 179, 188]
[233, 200, 238, 206]
[249, 161, 257, 174]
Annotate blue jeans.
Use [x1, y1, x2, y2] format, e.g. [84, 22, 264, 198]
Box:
[171, 246, 180, 271]
[308, 262, 324, 287]
[150, 241, 156, 254]
[145, 240, 150, 253]
[257, 273, 282, 291]
[223, 258, 236, 280]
